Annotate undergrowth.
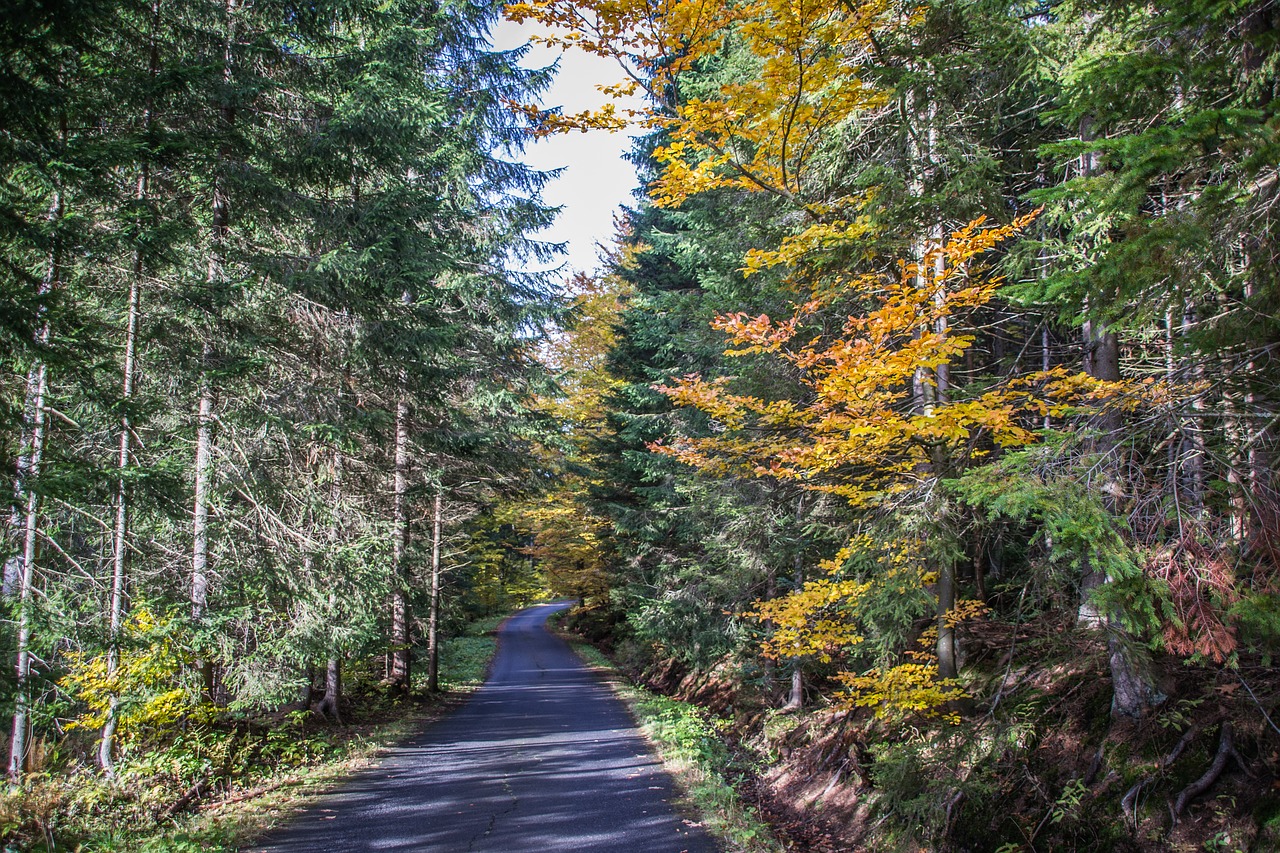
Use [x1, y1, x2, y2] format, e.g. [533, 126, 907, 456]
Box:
[0, 616, 504, 852]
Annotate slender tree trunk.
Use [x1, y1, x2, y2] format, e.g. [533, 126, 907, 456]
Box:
[191, 349, 215, 697]
[101, 11, 160, 769]
[1041, 324, 1052, 429]
[100, 238, 142, 777]
[9, 365, 49, 782]
[190, 0, 237, 702]
[1182, 303, 1206, 513]
[1077, 119, 1160, 718]
[318, 448, 344, 720]
[426, 489, 443, 693]
[8, 187, 61, 782]
[1076, 112, 1121, 628]
[389, 381, 411, 693]
[783, 494, 805, 711]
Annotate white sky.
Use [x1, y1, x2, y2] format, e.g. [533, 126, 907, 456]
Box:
[489, 16, 642, 277]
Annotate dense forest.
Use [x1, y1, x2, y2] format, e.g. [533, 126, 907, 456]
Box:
[1, 0, 557, 844]
[3, 0, 1280, 850]
[509, 0, 1280, 850]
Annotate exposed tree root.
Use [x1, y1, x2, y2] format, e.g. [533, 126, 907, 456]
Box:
[1121, 722, 1203, 828]
[1173, 721, 1249, 819]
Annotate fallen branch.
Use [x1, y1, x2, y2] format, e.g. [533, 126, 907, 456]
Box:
[199, 775, 300, 810]
[161, 780, 209, 819]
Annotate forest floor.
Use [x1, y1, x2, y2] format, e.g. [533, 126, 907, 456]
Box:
[0, 614, 504, 852]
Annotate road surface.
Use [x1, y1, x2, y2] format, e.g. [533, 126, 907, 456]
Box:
[253, 602, 716, 852]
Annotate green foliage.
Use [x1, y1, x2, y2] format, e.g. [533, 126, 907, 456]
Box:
[433, 616, 503, 691]
[948, 441, 1166, 637]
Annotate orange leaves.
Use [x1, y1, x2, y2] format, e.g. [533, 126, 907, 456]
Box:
[1150, 542, 1240, 664]
[655, 214, 1075, 508]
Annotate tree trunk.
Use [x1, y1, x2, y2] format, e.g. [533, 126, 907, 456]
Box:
[936, 557, 958, 681]
[783, 545, 804, 711]
[317, 655, 342, 723]
[190, 0, 237, 702]
[317, 448, 344, 720]
[389, 382, 411, 693]
[8, 363, 48, 782]
[1075, 117, 1160, 718]
[101, 13, 159, 770]
[427, 489, 443, 693]
[1076, 113, 1122, 629]
[101, 242, 142, 777]
[8, 187, 60, 783]
[191, 349, 215, 698]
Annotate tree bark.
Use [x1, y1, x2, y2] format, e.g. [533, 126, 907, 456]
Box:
[101, 7, 159, 772]
[101, 236, 142, 777]
[8, 363, 48, 782]
[783, 533, 804, 711]
[317, 655, 342, 723]
[426, 489, 443, 693]
[318, 448, 344, 720]
[389, 378, 411, 693]
[190, 0, 237, 702]
[8, 187, 60, 782]
[936, 556, 958, 681]
[1076, 118, 1160, 719]
[191, 347, 215, 698]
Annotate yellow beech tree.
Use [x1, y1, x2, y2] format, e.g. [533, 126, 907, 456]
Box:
[511, 270, 634, 603]
[505, 0, 901, 218]
[654, 213, 1103, 717]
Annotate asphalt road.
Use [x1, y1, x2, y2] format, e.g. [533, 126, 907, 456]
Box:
[252, 602, 717, 852]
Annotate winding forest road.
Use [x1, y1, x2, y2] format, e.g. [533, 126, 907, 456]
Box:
[253, 602, 716, 852]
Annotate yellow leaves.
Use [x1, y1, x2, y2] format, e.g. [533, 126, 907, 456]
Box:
[945, 598, 989, 628]
[60, 608, 197, 739]
[508, 100, 634, 136]
[744, 538, 973, 720]
[741, 217, 876, 278]
[838, 664, 964, 722]
[505, 0, 899, 211]
[748, 577, 871, 663]
[837, 620, 967, 721]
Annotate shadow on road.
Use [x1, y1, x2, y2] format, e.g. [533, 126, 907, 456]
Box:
[252, 602, 717, 852]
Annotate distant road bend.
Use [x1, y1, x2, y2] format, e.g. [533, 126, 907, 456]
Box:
[254, 602, 717, 852]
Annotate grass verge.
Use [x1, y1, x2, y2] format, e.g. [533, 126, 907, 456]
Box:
[566, 640, 784, 853]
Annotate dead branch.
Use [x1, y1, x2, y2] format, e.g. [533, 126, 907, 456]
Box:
[160, 780, 209, 819]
